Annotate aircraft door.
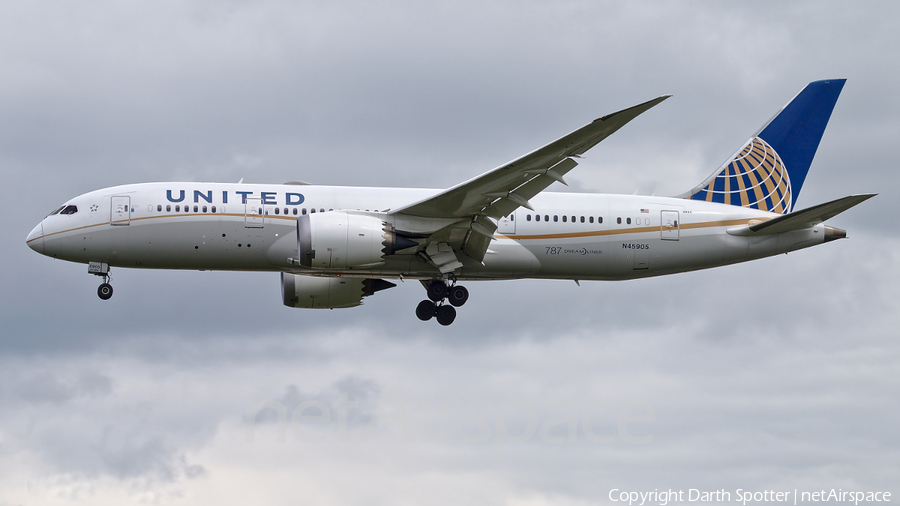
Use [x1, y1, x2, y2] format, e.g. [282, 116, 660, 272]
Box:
[245, 197, 264, 228]
[497, 212, 516, 234]
[661, 210, 679, 240]
[110, 196, 131, 226]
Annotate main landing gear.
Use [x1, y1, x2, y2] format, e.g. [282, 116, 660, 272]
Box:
[416, 279, 469, 326]
[89, 261, 114, 300]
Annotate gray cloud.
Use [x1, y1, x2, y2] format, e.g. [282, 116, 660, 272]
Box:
[1, 0, 897, 503]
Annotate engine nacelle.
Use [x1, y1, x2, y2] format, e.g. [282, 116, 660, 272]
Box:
[297, 211, 418, 269]
[281, 273, 396, 309]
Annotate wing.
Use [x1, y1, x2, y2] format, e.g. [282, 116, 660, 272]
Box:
[390, 95, 671, 220]
[387, 95, 670, 268]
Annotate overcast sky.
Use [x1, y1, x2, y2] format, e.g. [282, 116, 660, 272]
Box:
[2, 1, 898, 504]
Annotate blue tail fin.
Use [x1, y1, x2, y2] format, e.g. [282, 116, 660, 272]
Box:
[684, 79, 845, 213]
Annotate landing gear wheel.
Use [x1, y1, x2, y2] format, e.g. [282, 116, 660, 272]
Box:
[448, 285, 469, 307]
[416, 300, 436, 321]
[97, 283, 113, 300]
[436, 305, 457, 326]
[426, 280, 448, 302]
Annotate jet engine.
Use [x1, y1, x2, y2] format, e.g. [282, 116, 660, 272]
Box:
[296, 212, 418, 269]
[281, 273, 396, 309]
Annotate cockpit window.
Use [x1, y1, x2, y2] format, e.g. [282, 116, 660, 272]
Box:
[60, 205, 78, 215]
[47, 205, 66, 217]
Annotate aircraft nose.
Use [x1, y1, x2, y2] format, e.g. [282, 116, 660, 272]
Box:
[26, 222, 44, 255]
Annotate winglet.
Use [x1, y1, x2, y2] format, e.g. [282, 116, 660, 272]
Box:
[592, 95, 672, 123]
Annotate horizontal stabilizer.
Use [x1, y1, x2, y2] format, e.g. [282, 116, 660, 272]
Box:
[728, 194, 876, 236]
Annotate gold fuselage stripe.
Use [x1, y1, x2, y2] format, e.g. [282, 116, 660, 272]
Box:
[497, 218, 759, 240]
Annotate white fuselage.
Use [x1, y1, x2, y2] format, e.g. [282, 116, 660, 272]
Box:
[26, 182, 827, 281]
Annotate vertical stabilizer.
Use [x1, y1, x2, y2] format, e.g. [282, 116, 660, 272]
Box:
[684, 79, 845, 213]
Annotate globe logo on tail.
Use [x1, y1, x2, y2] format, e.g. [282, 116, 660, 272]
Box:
[688, 137, 793, 214]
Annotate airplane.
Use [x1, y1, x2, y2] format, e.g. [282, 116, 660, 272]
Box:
[26, 79, 874, 326]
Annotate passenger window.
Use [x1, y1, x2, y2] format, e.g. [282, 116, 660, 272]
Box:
[283, 208, 288, 215]
[157, 205, 162, 212]
[193, 205, 199, 212]
[553, 215, 558, 222]
[626, 218, 631, 224]
[589, 217, 594, 223]
[211, 206, 216, 213]
[320, 208, 324, 213]
[580, 216, 585, 223]
[292, 208, 298, 215]
[302, 208, 307, 215]
[526, 214, 532, 221]
[510, 215, 514, 221]
[599, 217, 603, 224]
[617, 217, 622, 224]
[535, 215, 540, 222]
[310, 208, 316, 213]
[175, 205, 180, 212]
[166, 205, 171, 212]
[562, 215, 567, 222]
[274, 207, 280, 215]
[202, 206, 207, 213]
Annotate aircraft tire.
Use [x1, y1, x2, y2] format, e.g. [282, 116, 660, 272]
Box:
[426, 280, 448, 302]
[436, 305, 456, 326]
[416, 300, 436, 321]
[98, 283, 113, 300]
[448, 285, 468, 307]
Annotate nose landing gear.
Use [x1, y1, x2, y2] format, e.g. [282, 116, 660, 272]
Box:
[97, 281, 113, 300]
[417, 279, 468, 325]
[89, 261, 113, 300]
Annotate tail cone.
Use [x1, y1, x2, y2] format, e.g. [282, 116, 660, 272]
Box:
[824, 225, 846, 242]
